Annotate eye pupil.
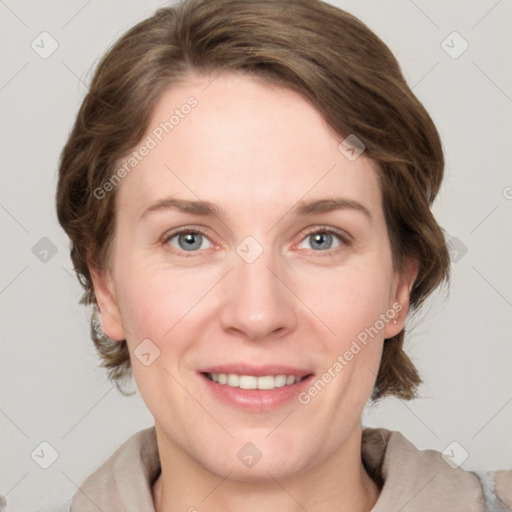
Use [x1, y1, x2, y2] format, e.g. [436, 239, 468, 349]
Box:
[310, 232, 332, 250]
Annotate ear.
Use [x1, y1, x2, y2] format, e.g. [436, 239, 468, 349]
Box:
[90, 266, 126, 341]
[383, 258, 418, 339]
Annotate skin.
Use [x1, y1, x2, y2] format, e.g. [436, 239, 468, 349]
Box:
[92, 72, 417, 512]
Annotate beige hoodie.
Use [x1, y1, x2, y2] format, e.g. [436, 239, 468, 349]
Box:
[30, 427, 512, 512]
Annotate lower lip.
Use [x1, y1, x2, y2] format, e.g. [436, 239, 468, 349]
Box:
[199, 373, 314, 412]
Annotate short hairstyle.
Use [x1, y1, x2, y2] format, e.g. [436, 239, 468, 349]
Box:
[56, 0, 450, 400]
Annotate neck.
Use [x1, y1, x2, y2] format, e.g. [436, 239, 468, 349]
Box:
[152, 424, 381, 512]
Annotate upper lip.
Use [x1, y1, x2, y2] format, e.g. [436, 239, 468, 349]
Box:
[199, 364, 313, 378]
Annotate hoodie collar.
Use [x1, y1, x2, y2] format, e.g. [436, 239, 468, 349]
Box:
[71, 426, 485, 511]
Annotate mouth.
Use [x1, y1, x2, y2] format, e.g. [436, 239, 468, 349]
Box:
[198, 366, 314, 411]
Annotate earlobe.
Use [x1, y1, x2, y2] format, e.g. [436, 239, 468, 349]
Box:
[89, 266, 126, 341]
[384, 259, 418, 339]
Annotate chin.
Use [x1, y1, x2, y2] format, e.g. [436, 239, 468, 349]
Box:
[192, 436, 316, 483]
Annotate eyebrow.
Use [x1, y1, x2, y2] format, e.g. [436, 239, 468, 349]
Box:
[295, 197, 372, 222]
[139, 197, 223, 220]
[139, 196, 372, 223]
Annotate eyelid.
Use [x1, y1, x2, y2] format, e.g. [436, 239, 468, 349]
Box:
[292, 224, 352, 256]
[162, 225, 209, 241]
[298, 224, 352, 244]
[161, 226, 218, 255]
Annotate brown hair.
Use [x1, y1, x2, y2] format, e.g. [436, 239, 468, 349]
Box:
[56, 0, 450, 399]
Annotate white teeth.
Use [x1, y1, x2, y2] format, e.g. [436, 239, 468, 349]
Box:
[239, 375, 258, 389]
[257, 375, 276, 390]
[207, 373, 304, 390]
[227, 374, 240, 387]
[274, 375, 287, 388]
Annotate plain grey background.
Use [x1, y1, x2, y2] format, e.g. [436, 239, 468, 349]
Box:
[1, 0, 511, 510]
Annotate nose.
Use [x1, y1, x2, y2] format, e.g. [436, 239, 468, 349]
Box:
[219, 244, 299, 343]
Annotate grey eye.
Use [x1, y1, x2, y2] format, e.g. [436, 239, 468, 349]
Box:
[167, 231, 212, 251]
[299, 231, 342, 251]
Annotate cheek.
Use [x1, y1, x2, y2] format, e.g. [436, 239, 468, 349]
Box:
[113, 257, 219, 346]
[295, 257, 394, 344]
[113, 262, 205, 411]
[117, 278, 170, 340]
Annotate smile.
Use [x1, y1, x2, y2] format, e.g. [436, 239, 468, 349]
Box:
[205, 373, 304, 390]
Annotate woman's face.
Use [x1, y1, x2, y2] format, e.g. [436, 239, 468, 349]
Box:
[93, 72, 414, 480]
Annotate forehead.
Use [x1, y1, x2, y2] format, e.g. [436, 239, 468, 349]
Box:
[115, 72, 382, 219]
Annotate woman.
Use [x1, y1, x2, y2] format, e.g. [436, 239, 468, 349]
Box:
[48, 0, 510, 510]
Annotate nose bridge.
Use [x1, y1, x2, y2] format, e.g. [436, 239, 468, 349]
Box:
[220, 237, 297, 340]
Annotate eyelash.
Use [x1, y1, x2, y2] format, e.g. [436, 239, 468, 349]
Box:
[161, 227, 212, 258]
[296, 226, 351, 257]
[161, 225, 351, 258]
